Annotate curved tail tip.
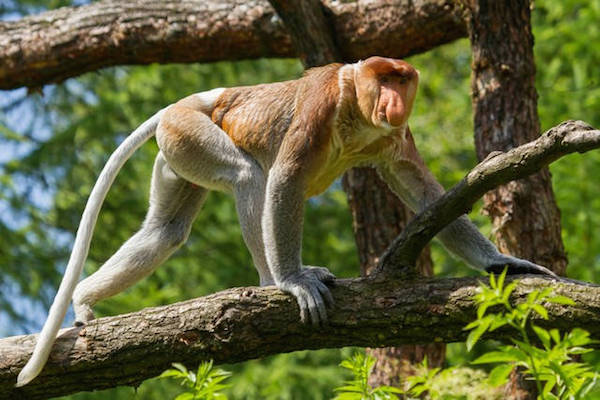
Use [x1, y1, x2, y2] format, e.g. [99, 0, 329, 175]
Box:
[15, 364, 40, 387]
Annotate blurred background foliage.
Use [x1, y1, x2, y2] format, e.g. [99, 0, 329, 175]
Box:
[0, 0, 599, 398]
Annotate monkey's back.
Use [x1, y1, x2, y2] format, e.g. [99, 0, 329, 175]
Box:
[211, 81, 297, 170]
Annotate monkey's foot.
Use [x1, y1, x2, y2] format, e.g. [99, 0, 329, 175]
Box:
[278, 266, 335, 326]
[486, 255, 557, 277]
[73, 303, 96, 326]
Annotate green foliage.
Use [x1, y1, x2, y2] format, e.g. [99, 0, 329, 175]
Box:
[225, 349, 356, 400]
[466, 269, 598, 399]
[333, 352, 402, 400]
[403, 360, 502, 400]
[158, 362, 231, 400]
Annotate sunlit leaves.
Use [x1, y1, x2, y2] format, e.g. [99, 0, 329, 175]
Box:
[466, 269, 597, 399]
[333, 352, 402, 400]
[159, 361, 231, 400]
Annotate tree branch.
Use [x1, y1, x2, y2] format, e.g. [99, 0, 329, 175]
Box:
[378, 120, 600, 276]
[1, 275, 599, 399]
[0, 0, 467, 90]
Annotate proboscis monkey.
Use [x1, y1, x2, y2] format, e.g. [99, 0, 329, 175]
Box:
[16, 57, 555, 386]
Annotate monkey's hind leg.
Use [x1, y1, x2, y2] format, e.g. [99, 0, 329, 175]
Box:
[72, 153, 207, 324]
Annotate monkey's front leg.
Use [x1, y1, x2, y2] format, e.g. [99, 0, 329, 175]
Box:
[262, 166, 335, 325]
[376, 137, 557, 278]
[435, 215, 557, 277]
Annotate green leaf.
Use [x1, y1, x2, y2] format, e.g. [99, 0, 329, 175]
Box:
[488, 364, 514, 386]
[171, 363, 188, 374]
[333, 392, 363, 400]
[489, 314, 509, 331]
[375, 385, 403, 393]
[502, 281, 518, 303]
[531, 304, 549, 319]
[174, 393, 194, 400]
[476, 303, 489, 319]
[473, 350, 520, 364]
[466, 317, 491, 351]
[464, 320, 480, 330]
[549, 329, 561, 344]
[546, 295, 575, 306]
[489, 271, 497, 289]
[497, 267, 507, 291]
[533, 325, 551, 349]
[158, 370, 184, 379]
[542, 375, 557, 396]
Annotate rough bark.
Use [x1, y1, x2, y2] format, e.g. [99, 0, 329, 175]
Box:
[0, 0, 467, 90]
[1, 275, 598, 399]
[466, 1, 568, 397]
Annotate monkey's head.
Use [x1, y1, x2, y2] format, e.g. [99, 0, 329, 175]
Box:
[354, 56, 419, 130]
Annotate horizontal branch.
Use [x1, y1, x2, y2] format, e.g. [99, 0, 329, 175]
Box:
[379, 120, 600, 274]
[1, 275, 599, 399]
[0, 0, 467, 90]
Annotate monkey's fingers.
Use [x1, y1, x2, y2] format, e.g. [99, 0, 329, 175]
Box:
[293, 289, 310, 324]
[315, 279, 334, 307]
[305, 286, 328, 325]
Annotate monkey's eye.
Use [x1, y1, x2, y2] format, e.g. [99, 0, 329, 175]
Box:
[382, 73, 408, 85]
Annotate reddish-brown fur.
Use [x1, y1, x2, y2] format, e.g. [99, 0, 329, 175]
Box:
[164, 57, 419, 198]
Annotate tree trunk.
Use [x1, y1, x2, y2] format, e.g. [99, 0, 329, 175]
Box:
[343, 168, 445, 388]
[466, 0, 568, 397]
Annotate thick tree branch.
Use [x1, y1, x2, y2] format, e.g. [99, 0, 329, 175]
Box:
[1, 275, 599, 399]
[378, 120, 600, 275]
[0, 0, 467, 90]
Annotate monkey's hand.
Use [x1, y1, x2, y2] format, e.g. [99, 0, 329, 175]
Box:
[277, 266, 335, 326]
[485, 254, 558, 277]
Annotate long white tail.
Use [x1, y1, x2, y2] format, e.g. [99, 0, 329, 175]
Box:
[16, 109, 166, 387]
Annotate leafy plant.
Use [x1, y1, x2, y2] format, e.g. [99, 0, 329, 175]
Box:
[159, 361, 231, 400]
[403, 359, 502, 400]
[466, 269, 598, 399]
[333, 352, 402, 400]
[403, 357, 444, 399]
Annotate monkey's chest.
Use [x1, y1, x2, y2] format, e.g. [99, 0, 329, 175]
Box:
[303, 153, 368, 198]
[303, 129, 388, 198]
[304, 167, 345, 198]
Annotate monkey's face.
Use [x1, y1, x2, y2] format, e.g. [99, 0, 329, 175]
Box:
[355, 56, 419, 130]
